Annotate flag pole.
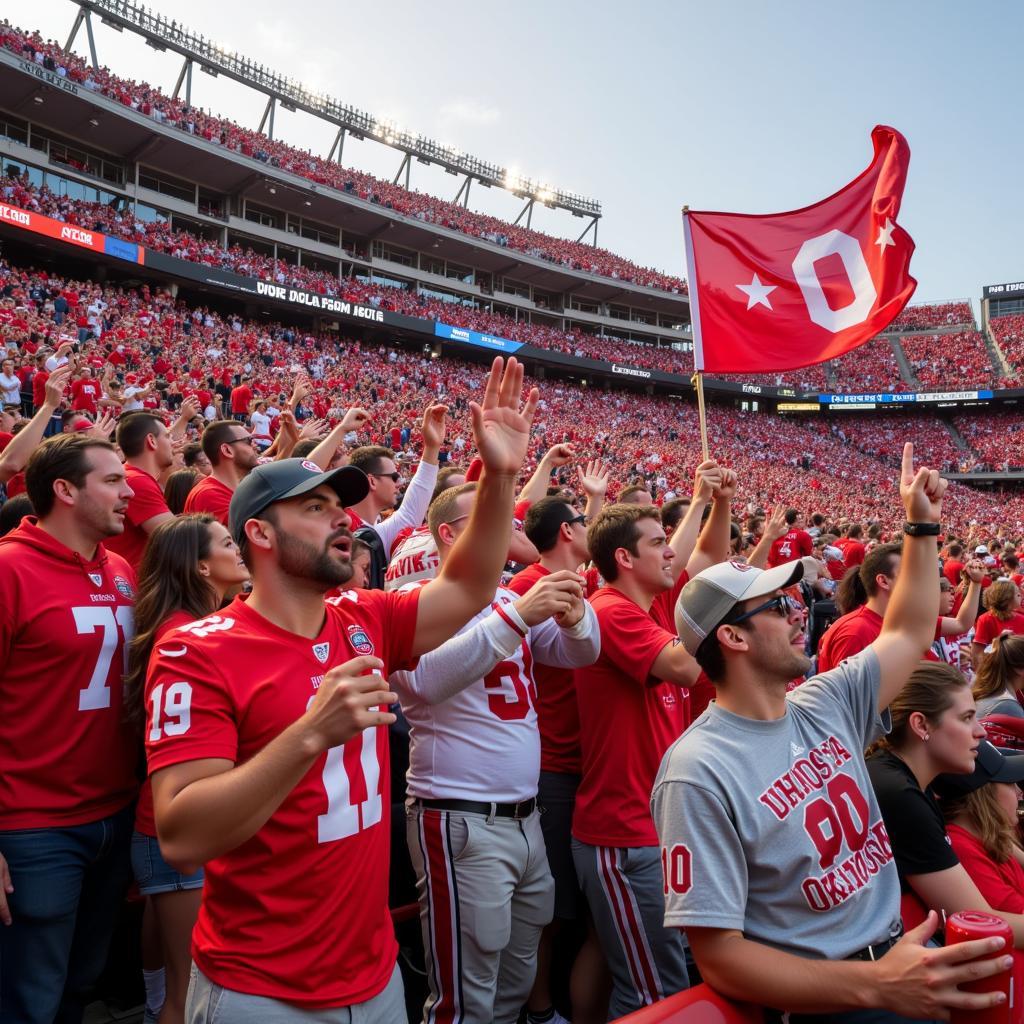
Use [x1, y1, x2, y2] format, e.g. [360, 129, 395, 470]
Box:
[682, 206, 710, 461]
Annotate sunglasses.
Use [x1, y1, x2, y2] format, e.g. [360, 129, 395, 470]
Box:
[725, 593, 804, 627]
[564, 514, 588, 527]
[226, 436, 257, 447]
[371, 471, 402, 483]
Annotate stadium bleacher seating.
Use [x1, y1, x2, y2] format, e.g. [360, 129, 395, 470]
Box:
[4, 256, 1024, 535]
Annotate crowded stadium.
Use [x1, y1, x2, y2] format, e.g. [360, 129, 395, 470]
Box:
[5, 4, 1024, 1024]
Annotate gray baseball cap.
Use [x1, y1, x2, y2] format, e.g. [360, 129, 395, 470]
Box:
[228, 458, 370, 543]
[675, 559, 805, 656]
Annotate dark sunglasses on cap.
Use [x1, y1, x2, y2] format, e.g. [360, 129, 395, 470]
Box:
[724, 593, 805, 627]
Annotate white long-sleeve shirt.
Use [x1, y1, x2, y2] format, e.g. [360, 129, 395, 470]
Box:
[391, 587, 600, 802]
[356, 459, 437, 556]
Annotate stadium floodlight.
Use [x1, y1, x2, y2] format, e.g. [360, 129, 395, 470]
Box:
[67, 0, 603, 224]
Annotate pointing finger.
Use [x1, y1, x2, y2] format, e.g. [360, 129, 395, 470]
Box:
[901, 442, 915, 483]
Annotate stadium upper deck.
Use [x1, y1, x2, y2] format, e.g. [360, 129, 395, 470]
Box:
[0, 21, 688, 298]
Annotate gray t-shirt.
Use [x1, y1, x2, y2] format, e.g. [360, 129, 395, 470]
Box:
[651, 648, 901, 960]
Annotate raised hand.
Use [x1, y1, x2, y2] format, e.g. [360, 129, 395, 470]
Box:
[576, 458, 611, 498]
[542, 443, 575, 468]
[469, 357, 539, 478]
[299, 417, 328, 441]
[179, 395, 201, 421]
[713, 467, 738, 501]
[763, 505, 789, 542]
[513, 570, 586, 628]
[88, 410, 116, 440]
[299, 656, 398, 752]
[964, 558, 986, 583]
[900, 442, 946, 524]
[420, 401, 449, 451]
[339, 406, 371, 435]
[43, 364, 72, 407]
[692, 459, 723, 504]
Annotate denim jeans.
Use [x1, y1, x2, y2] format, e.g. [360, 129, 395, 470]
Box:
[0, 805, 133, 1024]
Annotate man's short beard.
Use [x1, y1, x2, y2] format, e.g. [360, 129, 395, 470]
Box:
[276, 531, 352, 590]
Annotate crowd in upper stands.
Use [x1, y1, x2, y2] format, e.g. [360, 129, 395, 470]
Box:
[888, 300, 975, 331]
[3, 257, 1024, 527]
[0, 21, 687, 294]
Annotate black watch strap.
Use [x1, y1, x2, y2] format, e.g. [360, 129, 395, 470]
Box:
[903, 521, 941, 537]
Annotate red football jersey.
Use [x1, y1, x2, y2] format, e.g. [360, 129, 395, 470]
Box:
[183, 474, 233, 526]
[145, 588, 420, 1007]
[135, 610, 194, 837]
[573, 586, 687, 847]
[767, 528, 812, 568]
[106, 465, 170, 570]
[0, 518, 137, 828]
[507, 562, 582, 774]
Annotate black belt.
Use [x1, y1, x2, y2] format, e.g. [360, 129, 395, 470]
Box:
[417, 797, 537, 820]
[845, 925, 903, 962]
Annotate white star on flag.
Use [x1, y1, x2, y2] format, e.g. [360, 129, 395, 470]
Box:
[736, 273, 776, 311]
[875, 218, 896, 250]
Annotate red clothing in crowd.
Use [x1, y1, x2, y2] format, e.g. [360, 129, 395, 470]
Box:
[0, 518, 137, 829]
[973, 611, 1024, 648]
[183, 474, 234, 526]
[818, 605, 942, 672]
[229, 383, 252, 415]
[946, 824, 1024, 1024]
[145, 589, 420, 1008]
[573, 577, 689, 848]
[767, 528, 812, 568]
[105, 465, 171, 570]
[507, 562, 584, 775]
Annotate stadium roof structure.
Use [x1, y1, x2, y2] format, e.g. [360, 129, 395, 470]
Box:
[64, 0, 603, 242]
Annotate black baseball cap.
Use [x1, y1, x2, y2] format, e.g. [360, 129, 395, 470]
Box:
[228, 458, 370, 543]
[932, 739, 1024, 798]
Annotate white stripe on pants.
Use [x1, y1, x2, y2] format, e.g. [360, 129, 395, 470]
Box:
[572, 839, 689, 1020]
[406, 803, 554, 1024]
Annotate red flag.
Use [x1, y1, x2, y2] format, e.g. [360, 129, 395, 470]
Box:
[684, 125, 916, 373]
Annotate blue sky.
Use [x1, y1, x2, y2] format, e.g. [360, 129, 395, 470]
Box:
[19, 0, 1024, 309]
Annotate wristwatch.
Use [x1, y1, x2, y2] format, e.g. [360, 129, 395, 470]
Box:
[903, 522, 941, 537]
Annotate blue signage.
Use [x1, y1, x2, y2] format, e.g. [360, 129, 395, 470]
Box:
[435, 322, 523, 353]
[820, 389, 993, 406]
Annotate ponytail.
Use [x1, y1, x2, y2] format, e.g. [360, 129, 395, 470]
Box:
[972, 633, 1024, 702]
[837, 565, 867, 615]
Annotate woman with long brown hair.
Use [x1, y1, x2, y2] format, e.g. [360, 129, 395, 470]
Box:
[972, 633, 1024, 719]
[125, 514, 249, 1024]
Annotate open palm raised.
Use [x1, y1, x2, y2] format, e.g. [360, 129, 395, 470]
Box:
[469, 357, 539, 477]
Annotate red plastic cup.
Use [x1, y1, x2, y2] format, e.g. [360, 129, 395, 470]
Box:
[945, 910, 1013, 1024]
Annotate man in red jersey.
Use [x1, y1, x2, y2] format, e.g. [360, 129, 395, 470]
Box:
[942, 541, 966, 587]
[70, 365, 101, 415]
[229, 377, 252, 421]
[183, 419, 260, 525]
[818, 544, 984, 671]
[105, 411, 175, 569]
[0, 434, 137, 1024]
[145, 357, 538, 1022]
[766, 508, 813, 568]
[569, 468, 733, 1020]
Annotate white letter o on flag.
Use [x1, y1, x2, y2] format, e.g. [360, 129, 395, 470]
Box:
[792, 230, 877, 333]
